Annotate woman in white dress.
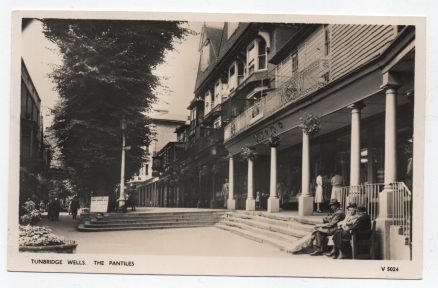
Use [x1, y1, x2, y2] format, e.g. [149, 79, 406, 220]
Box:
[314, 173, 324, 213]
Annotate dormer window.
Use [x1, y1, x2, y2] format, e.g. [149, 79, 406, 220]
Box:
[200, 41, 210, 71]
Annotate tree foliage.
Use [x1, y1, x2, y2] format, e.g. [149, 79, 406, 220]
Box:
[41, 19, 189, 199]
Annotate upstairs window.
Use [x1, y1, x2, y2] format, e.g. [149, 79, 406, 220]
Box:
[258, 39, 267, 70]
[324, 25, 331, 56]
[291, 52, 299, 74]
[246, 38, 268, 75]
[214, 80, 222, 106]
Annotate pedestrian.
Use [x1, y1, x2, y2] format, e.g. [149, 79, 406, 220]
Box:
[70, 196, 80, 220]
[255, 191, 260, 209]
[129, 192, 137, 211]
[53, 197, 61, 221]
[314, 171, 324, 213]
[222, 178, 229, 208]
[330, 170, 344, 203]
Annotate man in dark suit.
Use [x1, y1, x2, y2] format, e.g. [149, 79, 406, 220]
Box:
[309, 199, 346, 256]
[330, 205, 371, 259]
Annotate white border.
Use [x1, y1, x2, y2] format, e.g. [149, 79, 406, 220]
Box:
[1, 1, 437, 288]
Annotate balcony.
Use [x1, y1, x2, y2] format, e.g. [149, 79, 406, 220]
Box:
[224, 58, 330, 141]
[185, 127, 224, 157]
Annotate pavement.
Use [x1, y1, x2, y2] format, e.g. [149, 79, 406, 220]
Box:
[38, 213, 308, 257]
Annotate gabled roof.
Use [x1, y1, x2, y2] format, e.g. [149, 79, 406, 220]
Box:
[194, 23, 252, 95]
[199, 25, 224, 57]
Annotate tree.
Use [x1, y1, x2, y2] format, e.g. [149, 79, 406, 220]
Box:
[41, 19, 189, 203]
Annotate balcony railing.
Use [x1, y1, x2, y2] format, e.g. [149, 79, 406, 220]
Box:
[224, 58, 330, 141]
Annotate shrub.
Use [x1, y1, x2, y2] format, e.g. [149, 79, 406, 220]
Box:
[19, 225, 66, 247]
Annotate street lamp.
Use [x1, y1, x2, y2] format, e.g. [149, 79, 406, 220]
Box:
[118, 115, 127, 208]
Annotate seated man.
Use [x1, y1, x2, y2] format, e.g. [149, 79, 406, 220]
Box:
[330, 205, 371, 259]
[309, 199, 345, 256]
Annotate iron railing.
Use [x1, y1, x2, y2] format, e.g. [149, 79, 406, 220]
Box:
[391, 182, 412, 245]
[339, 183, 384, 220]
[224, 58, 330, 141]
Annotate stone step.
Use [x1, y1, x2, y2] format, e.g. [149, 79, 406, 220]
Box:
[224, 212, 314, 233]
[233, 210, 322, 226]
[215, 223, 293, 251]
[83, 219, 217, 228]
[103, 211, 224, 218]
[220, 218, 300, 243]
[90, 215, 221, 224]
[78, 223, 215, 232]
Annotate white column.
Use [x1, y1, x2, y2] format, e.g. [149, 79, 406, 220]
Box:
[298, 131, 314, 216]
[268, 141, 280, 212]
[227, 155, 236, 209]
[376, 83, 399, 260]
[246, 158, 256, 211]
[349, 102, 364, 186]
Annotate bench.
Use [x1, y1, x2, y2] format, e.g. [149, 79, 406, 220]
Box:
[351, 220, 376, 259]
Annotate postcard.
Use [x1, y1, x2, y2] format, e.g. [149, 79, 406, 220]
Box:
[8, 10, 425, 279]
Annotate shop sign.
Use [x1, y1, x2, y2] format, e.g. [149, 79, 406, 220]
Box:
[253, 121, 284, 144]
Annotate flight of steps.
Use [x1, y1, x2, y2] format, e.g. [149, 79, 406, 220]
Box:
[215, 211, 322, 254]
[77, 211, 224, 232]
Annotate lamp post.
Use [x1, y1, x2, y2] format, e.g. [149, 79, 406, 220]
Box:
[118, 115, 127, 208]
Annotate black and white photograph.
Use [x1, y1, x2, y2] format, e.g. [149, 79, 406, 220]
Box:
[7, 10, 426, 280]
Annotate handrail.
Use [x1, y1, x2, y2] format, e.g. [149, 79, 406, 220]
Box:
[391, 182, 412, 246]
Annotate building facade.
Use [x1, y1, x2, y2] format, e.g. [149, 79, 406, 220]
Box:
[191, 23, 414, 260]
[137, 23, 415, 260]
[20, 59, 51, 204]
[132, 114, 186, 204]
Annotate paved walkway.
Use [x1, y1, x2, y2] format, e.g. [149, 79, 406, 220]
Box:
[38, 213, 309, 257]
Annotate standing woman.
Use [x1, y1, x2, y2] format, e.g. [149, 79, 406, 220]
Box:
[314, 172, 324, 213]
[330, 170, 344, 203]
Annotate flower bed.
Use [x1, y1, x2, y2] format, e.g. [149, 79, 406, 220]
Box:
[19, 225, 77, 253]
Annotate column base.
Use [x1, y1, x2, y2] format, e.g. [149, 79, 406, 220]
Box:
[298, 195, 314, 217]
[267, 197, 280, 213]
[246, 198, 256, 211]
[227, 199, 236, 210]
[117, 199, 126, 208]
[375, 216, 392, 260]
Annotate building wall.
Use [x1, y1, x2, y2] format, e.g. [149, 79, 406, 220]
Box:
[133, 119, 185, 182]
[20, 61, 43, 161]
[330, 24, 396, 81]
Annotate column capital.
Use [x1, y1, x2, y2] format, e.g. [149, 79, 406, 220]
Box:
[380, 83, 400, 91]
[347, 101, 366, 111]
[268, 135, 280, 147]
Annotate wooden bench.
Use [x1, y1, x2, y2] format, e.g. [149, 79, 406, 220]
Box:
[351, 220, 376, 259]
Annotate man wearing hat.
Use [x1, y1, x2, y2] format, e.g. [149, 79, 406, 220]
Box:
[328, 205, 371, 259]
[308, 199, 346, 256]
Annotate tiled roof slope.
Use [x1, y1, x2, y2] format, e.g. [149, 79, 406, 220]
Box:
[194, 23, 252, 94]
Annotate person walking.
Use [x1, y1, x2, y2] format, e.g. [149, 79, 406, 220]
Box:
[70, 196, 80, 220]
[222, 178, 229, 208]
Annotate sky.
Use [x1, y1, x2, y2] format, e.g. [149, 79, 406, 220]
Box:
[21, 20, 213, 128]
